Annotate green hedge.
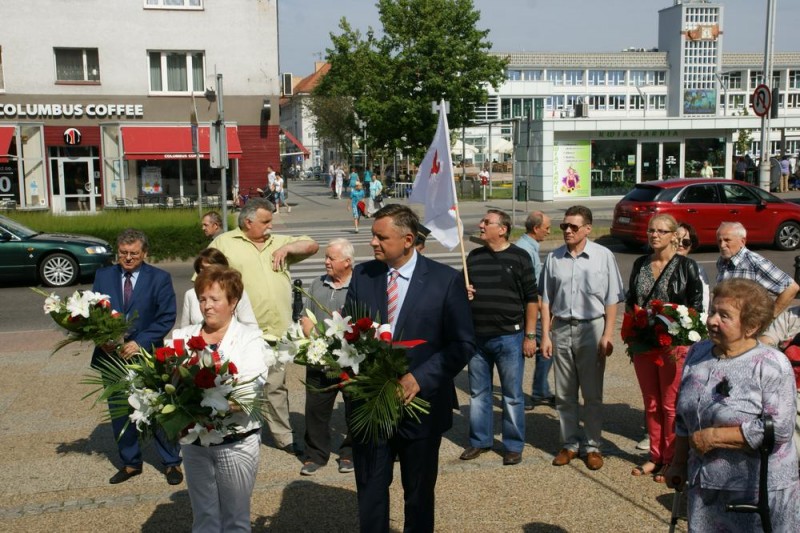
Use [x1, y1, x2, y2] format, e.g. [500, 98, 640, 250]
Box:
[4, 210, 236, 262]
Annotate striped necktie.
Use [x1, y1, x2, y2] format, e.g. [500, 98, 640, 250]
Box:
[387, 269, 400, 328]
[123, 272, 133, 308]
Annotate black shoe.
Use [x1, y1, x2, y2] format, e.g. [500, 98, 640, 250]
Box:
[165, 465, 184, 486]
[109, 467, 142, 484]
[503, 451, 522, 465]
[459, 446, 491, 461]
[281, 443, 301, 456]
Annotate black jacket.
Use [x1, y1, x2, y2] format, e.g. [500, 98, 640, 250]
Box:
[626, 254, 705, 311]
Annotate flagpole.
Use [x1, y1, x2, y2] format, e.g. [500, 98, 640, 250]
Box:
[454, 202, 470, 290]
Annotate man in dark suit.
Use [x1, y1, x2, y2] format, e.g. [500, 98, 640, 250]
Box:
[91, 228, 181, 485]
[345, 205, 475, 533]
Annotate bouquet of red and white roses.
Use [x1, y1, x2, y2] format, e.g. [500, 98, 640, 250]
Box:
[31, 287, 133, 354]
[621, 299, 708, 365]
[83, 335, 266, 446]
[277, 309, 429, 442]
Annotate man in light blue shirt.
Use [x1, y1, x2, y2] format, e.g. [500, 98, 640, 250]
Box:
[515, 211, 553, 409]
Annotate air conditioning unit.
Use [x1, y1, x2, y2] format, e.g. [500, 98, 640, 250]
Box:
[282, 73, 293, 96]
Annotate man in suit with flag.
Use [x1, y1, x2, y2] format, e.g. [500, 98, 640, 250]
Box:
[345, 204, 475, 533]
[91, 228, 181, 485]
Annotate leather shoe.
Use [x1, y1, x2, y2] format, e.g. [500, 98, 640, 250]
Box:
[585, 452, 604, 471]
[552, 448, 578, 466]
[109, 467, 142, 484]
[503, 451, 522, 465]
[459, 446, 491, 461]
[165, 465, 184, 485]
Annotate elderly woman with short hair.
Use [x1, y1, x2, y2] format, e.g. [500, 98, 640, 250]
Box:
[666, 279, 800, 532]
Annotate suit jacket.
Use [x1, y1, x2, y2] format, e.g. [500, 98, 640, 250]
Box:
[91, 262, 177, 368]
[345, 253, 476, 440]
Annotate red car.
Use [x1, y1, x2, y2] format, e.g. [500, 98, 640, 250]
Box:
[611, 178, 800, 251]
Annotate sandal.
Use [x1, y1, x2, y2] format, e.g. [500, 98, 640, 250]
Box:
[653, 464, 668, 483]
[631, 461, 661, 477]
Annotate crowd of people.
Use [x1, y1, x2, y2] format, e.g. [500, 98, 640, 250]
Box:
[88, 177, 800, 531]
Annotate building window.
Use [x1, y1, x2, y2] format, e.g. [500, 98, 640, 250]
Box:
[649, 94, 666, 110]
[54, 48, 100, 83]
[144, 0, 202, 8]
[589, 95, 606, 110]
[607, 70, 625, 86]
[629, 95, 644, 110]
[564, 70, 584, 86]
[787, 93, 800, 109]
[547, 70, 564, 85]
[750, 70, 780, 89]
[521, 70, 543, 81]
[789, 70, 800, 89]
[148, 51, 205, 94]
[723, 71, 743, 90]
[506, 70, 521, 81]
[610, 95, 626, 109]
[588, 70, 606, 86]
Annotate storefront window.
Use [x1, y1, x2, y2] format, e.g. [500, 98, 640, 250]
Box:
[685, 137, 725, 177]
[590, 139, 636, 196]
[19, 125, 46, 208]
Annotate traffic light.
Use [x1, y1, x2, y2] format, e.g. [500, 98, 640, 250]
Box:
[771, 87, 780, 118]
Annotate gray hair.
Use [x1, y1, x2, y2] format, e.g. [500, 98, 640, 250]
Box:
[202, 211, 222, 226]
[116, 228, 149, 252]
[238, 197, 275, 229]
[327, 238, 354, 262]
[525, 211, 546, 233]
[717, 221, 747, 239]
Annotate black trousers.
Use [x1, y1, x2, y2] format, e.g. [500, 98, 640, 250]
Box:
[352, 434, 442, 533]
[303, 366, 352, 465]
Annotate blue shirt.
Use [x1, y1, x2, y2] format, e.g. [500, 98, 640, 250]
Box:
[715, 246, 793, 296]
[515, 233, 542, 280]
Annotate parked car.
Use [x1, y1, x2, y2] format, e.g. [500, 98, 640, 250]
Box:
[610, 178, 800, 251]
[0, 215, 114, 287]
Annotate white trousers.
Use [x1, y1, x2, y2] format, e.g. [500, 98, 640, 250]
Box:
[181, 433, 261, 533]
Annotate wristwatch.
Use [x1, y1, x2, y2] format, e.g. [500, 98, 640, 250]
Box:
[525, 333, 536, 340]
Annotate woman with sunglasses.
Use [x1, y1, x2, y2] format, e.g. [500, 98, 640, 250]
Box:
[675, 222, 710, 312]
[626, 214, 705, 482]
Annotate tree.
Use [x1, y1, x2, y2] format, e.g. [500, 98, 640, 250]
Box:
[734, 107, 753, 156]
[314, 0, 507, 159]
[306, 95, 358, 160]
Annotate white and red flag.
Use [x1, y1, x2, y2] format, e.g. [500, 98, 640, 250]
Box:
[408, 100, 461, 250]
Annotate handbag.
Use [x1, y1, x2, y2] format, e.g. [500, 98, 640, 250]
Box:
[374, 194, 383, 203]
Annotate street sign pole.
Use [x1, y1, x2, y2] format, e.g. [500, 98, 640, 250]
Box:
[758, 0, 776, 192]
[209, 74, 229, 231]
[190, 96, 202, 217]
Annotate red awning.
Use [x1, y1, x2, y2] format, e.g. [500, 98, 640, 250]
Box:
[281, 128, 309, 157]
[0, 126, 14, 163]
[121, 126, 242, 160]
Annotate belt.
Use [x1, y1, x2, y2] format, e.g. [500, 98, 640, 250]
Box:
[554, 316, 602, 326]
[191, 427, 260, 447]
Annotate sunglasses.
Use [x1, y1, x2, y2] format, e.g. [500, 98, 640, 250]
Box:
[678, 238, 692, 249]
[646, 228, 672, 235]
[559, 223, 586, 232]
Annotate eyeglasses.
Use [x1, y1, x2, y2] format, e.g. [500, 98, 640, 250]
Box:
[678, 238, 692, 249]
[118, 251, 142, 258]
[559, 223, 586, 233]
[646, 228, 673, 235]
[480, 218, 502, 226]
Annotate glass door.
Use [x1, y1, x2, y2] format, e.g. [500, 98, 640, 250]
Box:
[53, 159, 95, 213]
[641, 143, 659, 182]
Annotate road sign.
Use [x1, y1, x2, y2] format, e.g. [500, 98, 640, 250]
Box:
[752, 84, 771, 117]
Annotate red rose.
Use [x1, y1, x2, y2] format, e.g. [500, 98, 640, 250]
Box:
[187, 336, 206, 351]
[187, 354, 200, 366]
[155, 346, 175, 363]
[227, 361, 238, 375]
[634, 309, 648, 329]
[111, 310, 121, 318]
[355, 317, 373, 332]
[658, 333, 672, 347]
[688, 308, 698, 318]
[650, 299, 664, 313]
[379, 331, 392, 342]
[173, 338, 185, 356]
[344, 329, 360, 343]
[194, 368, 217, 389]
[97, 299, 111, 309]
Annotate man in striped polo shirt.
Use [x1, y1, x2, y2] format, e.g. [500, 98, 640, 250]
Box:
[459, 209, 538, 466]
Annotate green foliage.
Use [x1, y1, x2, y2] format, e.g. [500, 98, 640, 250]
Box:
[735, 107, 753, 156]
[6, 210, 233, 262]
[315, 0, 507, 159]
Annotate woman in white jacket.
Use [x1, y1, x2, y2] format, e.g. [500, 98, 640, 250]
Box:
[170, 267, 270, 532]
[180, 248, 258, 328]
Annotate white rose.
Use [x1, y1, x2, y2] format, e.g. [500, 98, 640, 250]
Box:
[688, 330, 701, 342]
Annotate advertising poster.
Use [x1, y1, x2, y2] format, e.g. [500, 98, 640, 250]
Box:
[683, 89, 717, 115]
[141, 166, 162, 194]
[553, 140, 591, 198]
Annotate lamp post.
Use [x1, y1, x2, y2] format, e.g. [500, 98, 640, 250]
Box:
[758, 0, 776, 192]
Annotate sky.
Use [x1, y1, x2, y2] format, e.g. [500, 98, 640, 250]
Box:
[278, 0, 799, 77]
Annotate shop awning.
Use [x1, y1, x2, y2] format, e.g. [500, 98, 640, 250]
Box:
[0, 126, 15, 163]
[121, 126, 243, 160]
[281, 128, 309, 157]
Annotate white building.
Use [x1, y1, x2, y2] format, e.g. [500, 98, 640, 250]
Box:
[466, 0, 800, 200]
[0, 0, 281, 213]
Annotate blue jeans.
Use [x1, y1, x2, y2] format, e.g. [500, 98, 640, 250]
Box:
[467, 332, 525, 453]
[531, 350, 553, 399]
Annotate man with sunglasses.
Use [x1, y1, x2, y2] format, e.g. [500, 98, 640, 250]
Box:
[539, 206, 624, 471]
[460, 209, 538, 466]
[91, 228, 182, 485]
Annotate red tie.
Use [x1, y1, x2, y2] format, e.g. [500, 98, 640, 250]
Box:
[387, 270, 400, 327]
[123, 272, 133, 308]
